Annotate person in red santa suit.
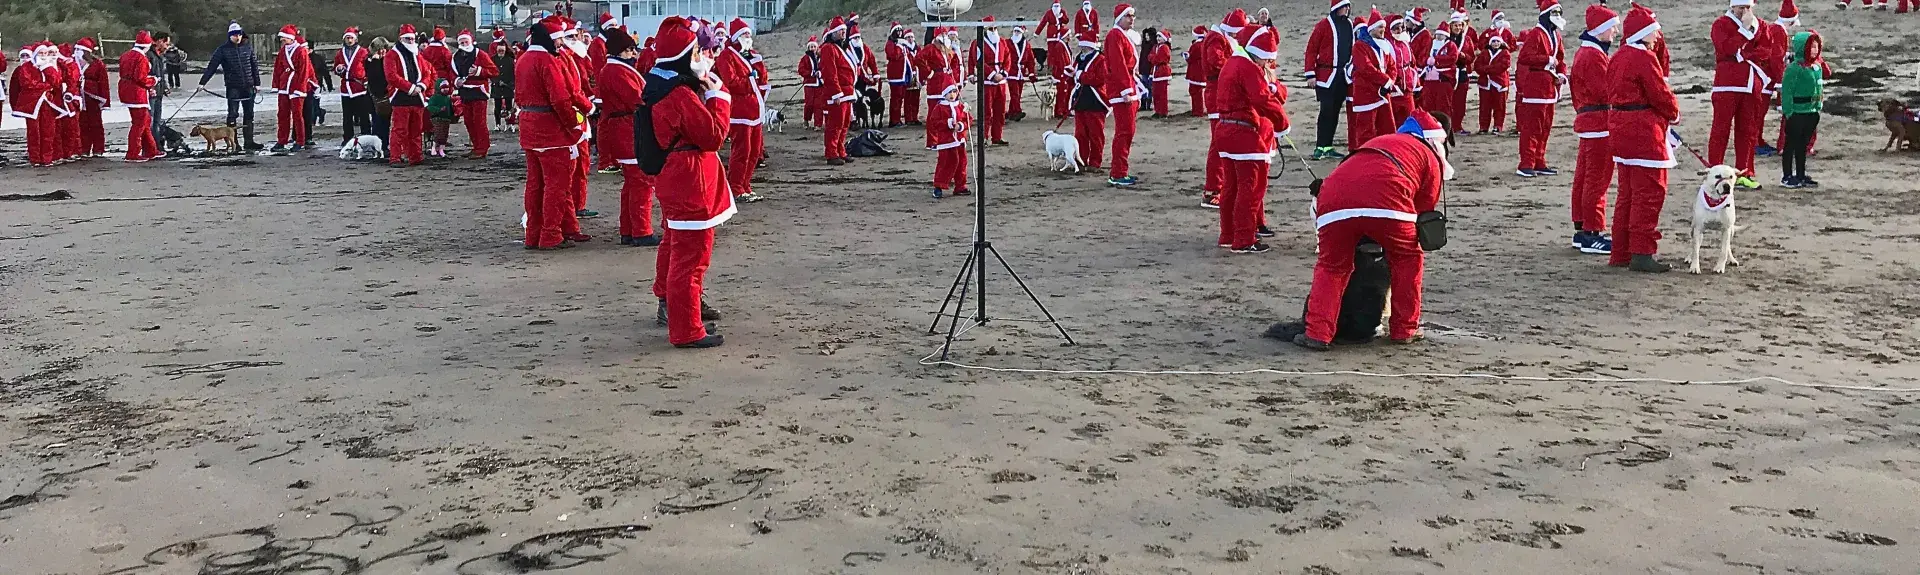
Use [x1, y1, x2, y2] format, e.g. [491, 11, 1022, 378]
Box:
[590, 15, 621, 172]
[1607, 4, 1679, 272]
[1145, 28, 1173, 118]
[15, 43, 66, 166]
[1348, 11, 1396, 149]
[1474, 30, 1511, 133]
[452, 29, 497, 158]
[1567, 3, 1618, 255]
[1185, 26, 1210, 118]
[1296, 110, 1453, 350]
[1210, 26, 1290, 254]
[645, 17, 734, 349]
[1418, 23, 1462, 131]
[1199, 9, 1249, 207]
[819, 17, 857, 165]
[590, 13, 615, 77]
[73, 39, 109, 157]
[594, 29, 655, 247]
[1070, 28, 1109, 171]
[1751, 0, 1790, 158]
[1, 46, 10, 164]
[1709, 0, 1766, 189]
[1008, 25, 1035, 121]
[917, 28, 958, 148]
[1446, 6, 1476, 136]
[386, 24, 437, 167]
[1070, 1, 1102, 116]
[800, 37, 823, 127]
[1035, 2, 1070, 118]
[55, 44, 83, 162]
[269, 25, 314, 152]
[338, 28, 375, 144]
[118, 34, 160, 162]
[927, 79, 971, 198]
[423, 27, 456, 88]
[969, 16, 1013, 146]
[1383, 15, 1418, 126]
[1514, 0, 1568, 177]
[885, 23, 918, 127]
[1405, 8, 1434, 115]
[516, 17, 588, 249]
[1103, 3, 1143, 187]
[721, 17, 767, 203]
[552, 18, 598, 217]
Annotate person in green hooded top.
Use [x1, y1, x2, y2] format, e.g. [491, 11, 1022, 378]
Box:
[1778, 29, 1824, 189]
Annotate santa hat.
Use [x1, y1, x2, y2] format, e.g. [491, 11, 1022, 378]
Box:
[656, 16, 698, 60]
[134, 30, 154, 48]
[1219, 8, 1249, 34]
[1243, 25, 1279, 59]
[891, 21, 903, 33]
[938, 77, 963, 101]
[75, 37, 96, 52]
[344, 27, 361, 40]
[849, 21, 863, 38]
[296, 33, 308, 46]
[542, 16, 570, 40]
[729, 17, 753, 41]
[400, 24, 419, 41]
[824, 15, 847, 38]
[432, 27, 448, 42]
[600, 12, 620, 30]
[1076, 25, 1100, 48]
[807, 35, 819, 47]
[1408, 7, 1430, 22]
[1777, 0, 1800, 24]
[1538, 0, 1561, 14]
[1587, 5, 1619, 33]
[277, 25, 298, 41]
[983, 15, 998, 26]
[452, 29, 472, 43]
[1623, 3, 1660, 45]
[1366, 7, 1387, 29]
[1398, 110, 1448, 142]
[492, 29, 507, 40]
[227, 20, 244, 34]
[1114, 3, 1135, 19]
[1330, 0, 1351, 12]
[1192, 25, 1208, 39]
[1728, 0, 1753, 6]
[1450, 9, 1470, 22]
[1491, 9, 1507, 20]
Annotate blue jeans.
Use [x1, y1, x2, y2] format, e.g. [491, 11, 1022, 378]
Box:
[150, 95, 165, 134]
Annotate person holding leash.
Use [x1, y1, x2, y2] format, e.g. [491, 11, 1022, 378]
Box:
[1210, 26, 1290, 254]
[453, 29, 498, 158]
[201, 21, 263, 151]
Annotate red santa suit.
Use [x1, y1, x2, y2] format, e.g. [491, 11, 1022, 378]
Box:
[820, 17, 857, 162]
[1208, 31, 1290, 252]
[551, 21, 596, 213]
[928, 82, 970, 194]
[1070, 43, 1109, 169]
[1008, 29, 1036, 120]
[1039, 3, 1074, 118]
[800, 40, 824, 126]
[1752, 18, 1786, 155]
[1387, 21, 1418, 126]
[516, 21, 588, 249]
[1514, 1, 1566, 174]
[271, 26, 314, 148]
[74, 41, 109, 157]
[1408, 21, 1434, 109]
[1185, 27, 1210, 117]
[1147, 31, 1173, 117]
[595, 39, 652, 242]
[1347, 15, 1396, 149]
[423, 28, 457, 88]
[1449, 13, 1477, 135]
[969, 20, 1013, 144]
[1103, 5, 1143, 182]
[1606, 6, 1680, 266]
[56, 46, 82, 161]
[1073, 0, 1101, 49]
[1418, 30, 1462, 128]
[13, 44, 65, 166]
[647, 22, 736, 348]
[1475, 34, 1512, 132]
[118, 37, 159, 161]
[452, 31, 498, 157]
[722, 19, 766, 200]
[1707, 3, 1765, 179]
[1569, 6, 1617, 236]
[1200, 9, 1248, 199]
[1305, 119, 1448, 345]
[886, 31, 918, 126]
[386, 26, 438, 166]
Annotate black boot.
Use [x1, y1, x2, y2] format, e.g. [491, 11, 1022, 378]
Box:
[1628, 255, 1671, 273]
[674, 333, 725, 348]
[1292, 334, 1331, 351]
[656, 299, 669, 326]
[701, 301, 721, 321]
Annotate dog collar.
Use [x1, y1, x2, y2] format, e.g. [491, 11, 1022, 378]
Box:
[1700, 189, 1732, 211]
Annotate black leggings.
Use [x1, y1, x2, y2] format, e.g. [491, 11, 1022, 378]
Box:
[1781, 112, 1818, 179]
[340, 95, 374, 140]
[1315, 80, 1349, 148]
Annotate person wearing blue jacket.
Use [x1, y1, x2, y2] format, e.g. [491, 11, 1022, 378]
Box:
[199, 20, 264, 150]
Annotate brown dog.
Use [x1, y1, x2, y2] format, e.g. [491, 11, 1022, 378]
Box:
[1880, 99, 1920, 152]
[189, 124, 239, 154]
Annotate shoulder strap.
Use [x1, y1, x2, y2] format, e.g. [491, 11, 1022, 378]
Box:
[1371, 145, 1447, 215]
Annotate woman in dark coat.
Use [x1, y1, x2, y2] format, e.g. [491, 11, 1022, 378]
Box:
[365, 37, 393, 152]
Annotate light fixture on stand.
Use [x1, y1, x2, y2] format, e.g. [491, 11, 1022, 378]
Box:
[919, 1, 1074, 360]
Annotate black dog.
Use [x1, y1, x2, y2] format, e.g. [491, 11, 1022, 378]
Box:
[1262, 239, 1391, 345]
[847, 129, 894, 158]
[852, 82, 886, 129]
[158, 124, 194, 157]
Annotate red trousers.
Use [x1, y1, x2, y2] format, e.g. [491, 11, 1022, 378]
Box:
[1421, 85, 1455, 129]
[27, 116, 61, 166]
[524, 147, 579, 248]
[1516, 102, 1553, 171]
[1075, 110, 1106, 169]
[904, 88, 921, 123]
[889, 84, 912, 125]
[1203, 119, 1224, 193]
[1478, 90, 1507, 131]
[277, 95, 307, 145]
[1708, 91, 1761, 176]
[390, 106, 426, 164]
[1054, 81, 1072, 118]
[1451, 82, 1471, 133]
[934, 146, 968, 191]
[824, 102, 851, 159]
[1347, 108, 1393, 149]
[573, 141, 591, 211]
[1189, 83, 1207, 117]
[728, 123, 763, 197]
[125, 108, 159, 161]
[618, 164, 655, 238]
[1216, 159, 1270, 249]
[652, 227, 716, 345]
[1609, 164, 1669, 265]
[461, 99, 491, 156]
[1008, 80, 1025, 117]
[79, 107, 106, 156]
[803, 87, 823, 126]
[1306, 218, 1424, 342]
[1150, 81, 1170, 116]
[1571, 135, 1614, 231]
[1110, 101, 1137, 178]
[1390, 93, 1414, 126]
[984, 84, 1008, 142]
[58, 114, 79, 160]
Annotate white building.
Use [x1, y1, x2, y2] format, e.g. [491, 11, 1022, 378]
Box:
[474, 0, 784, 37]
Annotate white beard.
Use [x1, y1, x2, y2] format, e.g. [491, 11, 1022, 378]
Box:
[690, 57, 713, 76]
[459, 44, 474, 53]
[1549, 15, 1568, 29]
[740, 37, 754, 52]
[987, 31, 1000, 44]
[569, 41, 588, 57]
[1430, 139, 1456, 181]
[1124, 29, 1142, 46]
[1393, 31, 1411, 43]
[36, 55, 57, 69]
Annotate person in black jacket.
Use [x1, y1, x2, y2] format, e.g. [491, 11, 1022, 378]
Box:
[365, 37, 393, 153]
[199, 21, 264, 149]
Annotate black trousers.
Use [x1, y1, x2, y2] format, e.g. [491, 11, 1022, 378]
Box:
[340, 95, 373, 140]
[225, 90, 256, 144]
[303, 96, 321, 144]
[1315, 78, 1350, 149]
[1781, 112, 1818, 179]
[494, 91, 514, 124]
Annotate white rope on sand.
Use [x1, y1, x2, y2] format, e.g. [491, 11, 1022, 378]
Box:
[916, 348, 1920, 394]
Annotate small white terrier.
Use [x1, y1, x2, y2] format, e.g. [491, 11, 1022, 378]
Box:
[1042, 130, 1080, 173]
[1690, 164, 1742, 274]
[339, 135, 385, 160]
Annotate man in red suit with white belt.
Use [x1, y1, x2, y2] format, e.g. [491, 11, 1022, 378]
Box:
[271, 24, 313, 152]
[721, 18, 767, 202]
[1608, 3, 1682, 273]
[515, 17, 589, 249]
[1566, 3, 1617, 255]
[1709, 0, 1766, 189]
[1513, 0, 1566, 178]
[1209, 26, 1290, 254]
[1103, 3, 1143, 187]
[386, 24, 437, 167]
[118, 34, 160, 161]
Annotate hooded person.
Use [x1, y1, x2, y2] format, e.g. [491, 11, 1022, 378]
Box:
[1567, 3, 1619, 254]
[14, 43, 66, 166]
[591, 27, 655, 246]
[885, 22, 919, 126]
[1513, 0, 1567, 177]
[642, 16, 734, 349]
[1708, 0, 1766, 189]
[1347, 9, 1398, 149]
[385, 23, 437, 166]
[336, 27, 376, 144]
[1776, 28, 1822, 188]
[453, 29, 498, 157]
[1103, 3, 1143, 186]
[1606, 3, 1679, 272]
[1303, 0, 1355, 159]
[927, 77, 971, 198]
[820, 16, 858, 164]
[1197, 8, 1249, 206]
[423, 27, 456, 87]
[720, 17, 767, 202]
[800, 36, 825, 127]
[73, 38, 110, 157]
[515, 17, 590, 249]
[969, 16, 1013, 145]
[269, 24, 314, 151]
[1209, 25, 1292, 254]
[119, 32, 161, 161]
[1297, 110, 1453, 350]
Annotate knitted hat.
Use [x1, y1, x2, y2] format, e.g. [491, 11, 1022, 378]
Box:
[604, 25, 635, 56]
[228, 20, 244, 34]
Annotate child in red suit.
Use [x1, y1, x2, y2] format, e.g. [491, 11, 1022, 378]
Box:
[928, 81, 971, 198]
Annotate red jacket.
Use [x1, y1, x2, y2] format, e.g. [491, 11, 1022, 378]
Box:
[564, 49, 596, 99]
[914, 44, 952, 97]
[57, 56, 80, 114]
[1608, 43, 1679, 168]
[1515, 25, 1563, 103]
[594, 58, 643, 162]
[1209, 53, 1290, 160]
[718, 47, 763, 123]
[10, 60, 57, 118]
[968, 36, 1011, 85]
[1037, 7, 1068, 43]
[588, 36, 607, 79]
[1421, 35, 1461, 87]
[1010, 36, 1037, 82]
[1148, 42, 1172, 82]
[272, 44, 314, 97]
[1409, 30, 1434, 92]
[117, 47, 156, 107]
[749, 51, 770, 95]
[1303, 16, 1351, 88]
[385, 44, 436, 106]
[652, 83, 734, 230]
[513, 46, 583, 150]
[1102, 28, 1140, 104]
[453, 47, 497, 101]
[423, 42, 455, 87]
[78, 56, 109, 110]
[1348, 39, 1392, 112]
[1454, 26, 1478, 81]
[1709, 13, 1762, 93]
[1569, 42, 1611, 138]
[1755, 21, 1786, 95]
[1314, 134, 1444, 230]
[335, 44, 371, 97]
[886, 39, 916, 85]
[927, 97, 968, 150]
[1475, 42, 1512, 91]
[799, 51, 822, 87]
[1073, 48, 1108, 108]
[819, 43, 856, 104]
[1046, 35, 1073, 83]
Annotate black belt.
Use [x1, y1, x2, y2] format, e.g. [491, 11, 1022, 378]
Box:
[1611, 104, 1650, 111]
[668, 144, 700, 153]
[1220, 119, 1256, 128]
[1576, 105, 1608, 113]
[520, 105, 554, 112]
[605, 111, 633, 118]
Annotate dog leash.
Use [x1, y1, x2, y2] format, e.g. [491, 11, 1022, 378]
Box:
[1669, 127, 1711, 168]
[1280, 135, 1325, 195]
[163, 87, 205, 123]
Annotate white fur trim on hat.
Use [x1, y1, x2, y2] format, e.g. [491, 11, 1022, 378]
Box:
[1626, 21, 1661, 45]
[1590, 17, 1617, 35]
[1728, 0, 1753, 6]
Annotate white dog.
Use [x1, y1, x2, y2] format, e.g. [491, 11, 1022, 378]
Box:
[763, 108, 786, 133]
[1690, 164, 1742, 274]
[1042, 130, 1080, 173]
[339, 135, 385, 160]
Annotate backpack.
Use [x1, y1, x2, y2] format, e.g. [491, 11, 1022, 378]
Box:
[633, 72, 684, 176]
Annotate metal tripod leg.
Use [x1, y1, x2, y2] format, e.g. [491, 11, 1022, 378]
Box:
[927, 248, 979, 334]
[987, 244, 1076, 345]
[936, 250, 979, 361]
